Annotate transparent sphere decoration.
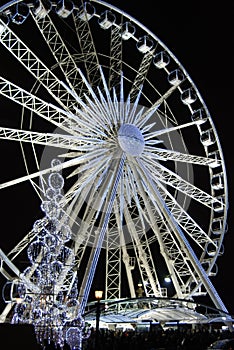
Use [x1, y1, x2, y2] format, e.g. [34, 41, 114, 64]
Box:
[118, 123, 145, 156]
[48, 172, 64, 191]
[51, 260, 64, 278]
[33, 219, 44, 233]
[58, 224, 72, 242]
[66, 327, 82, 350]
[23, 266, 41, 283]
[27, 240, 49, 264]
[58, 246, 75, 264]
[46, 187, 56, 200]
[51, 158, 62, 169]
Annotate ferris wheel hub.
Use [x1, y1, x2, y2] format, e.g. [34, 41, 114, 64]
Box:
[118, 123, 145, 156]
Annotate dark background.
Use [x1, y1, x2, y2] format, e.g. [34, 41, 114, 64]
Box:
[0, 0, 233, 347]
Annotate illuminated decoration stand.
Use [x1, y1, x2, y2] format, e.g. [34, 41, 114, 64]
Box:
[3, 159, 90, 349]
[0, 0, 233, 340]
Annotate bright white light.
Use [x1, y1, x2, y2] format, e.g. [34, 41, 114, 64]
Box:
[118, 124, 145, 156]
[164, 276, 171, 283]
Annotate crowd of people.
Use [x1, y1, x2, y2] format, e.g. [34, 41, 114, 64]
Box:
[82, 326, 234, 350]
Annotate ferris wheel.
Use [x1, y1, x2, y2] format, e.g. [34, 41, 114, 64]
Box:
[0, 0, 230, 321]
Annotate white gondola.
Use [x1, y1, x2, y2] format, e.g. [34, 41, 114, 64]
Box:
[200, 129, 215, 146]
[55, 0, 74, 18]
[208, 150, 221, 168]
[206, 242, 218, 257]
[11, 2, 29, 24]
[98, 10, 116, 29]
[137, 35, 154, 53]
[153, 51, 170, 68]
[209, 263, 218, 276]
[33, 0, 52, 19]
[191, 108, 207, 124]
[211, 173, 224, 190]
[181, 88, 197, 105]
[121, 22, 136, 40]
[212, 196, 224, 213]
[212, 217, 224, 235]
[201, 260, 218, 276]
[168, 69, 184, 85]
[201, 260, 210, 271]
[78, 2, 95, 21]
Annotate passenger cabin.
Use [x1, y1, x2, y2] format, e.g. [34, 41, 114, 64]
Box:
[208, 150, 221, 168]
[98, 10, 116, 29]
[211, 173, 224, 190]
[191, 109, 207, 125]
[78, 2, 96, 21]
[55, 0, 74, 18]
[200, 129, 215, 146]
[181, 88, 197, 105]
[206, 242, 218, 257]
[212, 196, 224, 213]
[212, 218, 224, 235]
[33, 0, 52, 19]
[168, 69, 184, 85]
[153, 51, 170, 68]
[11, 3, 29, 24]
[137, 35, 154, 53]
[121, 22, 136, 40]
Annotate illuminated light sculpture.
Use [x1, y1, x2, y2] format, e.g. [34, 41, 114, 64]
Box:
[9, 159, 90, 349]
